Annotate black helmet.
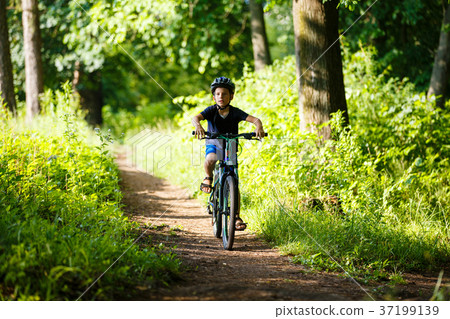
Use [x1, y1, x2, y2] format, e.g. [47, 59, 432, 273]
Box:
[210, 76, 235, 94]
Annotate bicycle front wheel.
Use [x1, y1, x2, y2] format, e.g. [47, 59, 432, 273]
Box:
[222, 175, 237, 250]
[211, 184, 222, 238]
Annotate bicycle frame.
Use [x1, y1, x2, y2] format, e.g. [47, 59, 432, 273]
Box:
[193, 131, 267, 249]
[211, 137, 239, 217]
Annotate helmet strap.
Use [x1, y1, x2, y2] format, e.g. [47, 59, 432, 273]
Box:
[217, 104, 229, 110]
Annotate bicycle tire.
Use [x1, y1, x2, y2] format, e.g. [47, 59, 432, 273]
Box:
[212, 184, 222, 238]
[222, 175, 237, 250]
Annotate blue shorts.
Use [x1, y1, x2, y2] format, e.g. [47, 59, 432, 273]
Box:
[205, 141, 234, 163]
[205, 144, 217, 157]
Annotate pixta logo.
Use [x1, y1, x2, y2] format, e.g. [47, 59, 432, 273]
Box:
[127, 129, 172, 175]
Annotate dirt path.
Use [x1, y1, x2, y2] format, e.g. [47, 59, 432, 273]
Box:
[116, 154, 446, 301]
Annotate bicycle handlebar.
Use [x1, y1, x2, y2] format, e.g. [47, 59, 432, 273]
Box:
[192, 131, 268, 139]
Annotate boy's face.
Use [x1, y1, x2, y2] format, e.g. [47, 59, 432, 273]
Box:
[213, 87, 233, 108]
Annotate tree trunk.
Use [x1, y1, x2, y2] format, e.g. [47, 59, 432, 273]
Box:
[427, 3, 450, 108]
[249, 0, 272, 72]
[293, 0, 348, 140]
[73, 61, 103, 126]
[22, 0, 43, 120]
[0, 0, 16, 114]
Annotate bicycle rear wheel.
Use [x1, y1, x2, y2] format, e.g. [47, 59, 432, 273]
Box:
[222, 175, 237, 250]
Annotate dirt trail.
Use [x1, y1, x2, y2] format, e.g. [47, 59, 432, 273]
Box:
[116, 154, 445, 301]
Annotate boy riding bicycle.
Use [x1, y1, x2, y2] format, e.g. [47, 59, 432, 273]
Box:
[192, 76, 265, 230]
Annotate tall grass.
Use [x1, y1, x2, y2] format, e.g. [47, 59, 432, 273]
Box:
[0, 84, 180, 300]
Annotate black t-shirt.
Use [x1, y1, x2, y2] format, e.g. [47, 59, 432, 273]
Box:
[200, 105, 249, 134]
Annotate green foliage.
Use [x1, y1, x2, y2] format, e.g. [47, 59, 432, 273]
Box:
[0, 85, 180, 300]
[241, 51, 449, 280]
[340, 0, 442, 90]
[63, 0, 252, 76]
[8, 0, 248, 113]
[264, 3, 295, 63]
[344, 47, 450, 228]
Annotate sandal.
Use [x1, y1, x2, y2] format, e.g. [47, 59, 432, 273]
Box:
[235, 217, 247, 231]
[200, 177, 213, 193]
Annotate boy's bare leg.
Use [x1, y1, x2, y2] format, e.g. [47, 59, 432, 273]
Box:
[204, 152, 217, 178]
[201, 152, 217, 192]
[235, 189, 246, 230]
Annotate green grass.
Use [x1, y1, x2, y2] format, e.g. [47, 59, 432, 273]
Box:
[0, 85, 180, 300]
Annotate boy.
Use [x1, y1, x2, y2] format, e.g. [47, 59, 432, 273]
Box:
[192, 76, 265, 230]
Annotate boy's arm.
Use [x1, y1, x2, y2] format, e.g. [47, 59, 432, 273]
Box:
[245, 115, 265, 139]
[192, 113, 206, 139]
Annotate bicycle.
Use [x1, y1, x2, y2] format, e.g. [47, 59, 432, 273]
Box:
[193, 131, 267, 250]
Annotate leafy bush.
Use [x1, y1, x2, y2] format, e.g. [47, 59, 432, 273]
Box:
[0, 85, 180, 300]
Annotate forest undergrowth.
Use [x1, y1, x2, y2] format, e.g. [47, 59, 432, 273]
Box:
[0, 84, 180, 300]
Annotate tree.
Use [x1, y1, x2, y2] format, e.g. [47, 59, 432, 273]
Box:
[19, 0, 252, 123]
[73, 61, 103, 126]
[22, 0, 43, 120]
[293, 0, 348, 140]
[0, 0, 16, 113]
[249, 0, 272, 71]
[428, 1, 450, 108]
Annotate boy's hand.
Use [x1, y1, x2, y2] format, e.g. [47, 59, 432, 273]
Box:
[192, 114, 206, 139]
[245, 115, 265, 140]
[194, 126, 206, 139]
[254, 127, 265, 140]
